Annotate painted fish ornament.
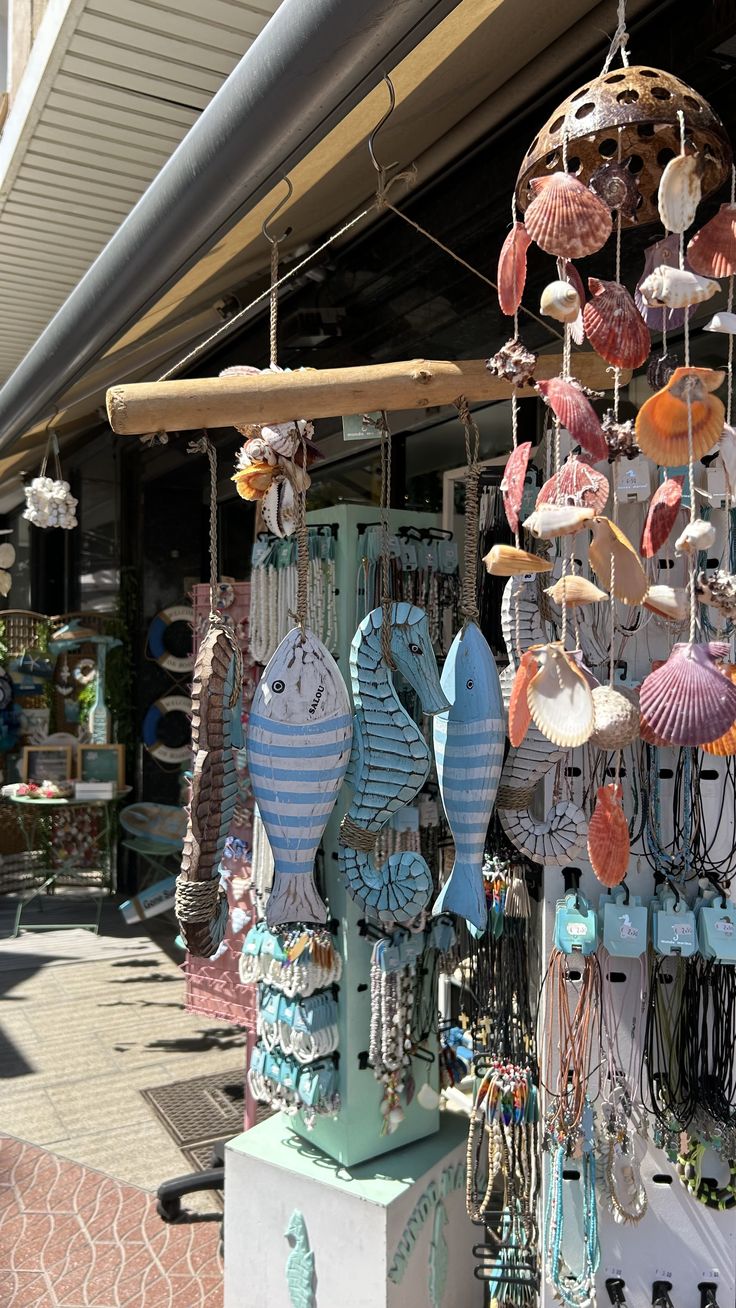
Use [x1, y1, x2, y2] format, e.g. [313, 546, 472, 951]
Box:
[587, 784, 629, 886]
[635, 367, 725, 466]
[500, 441, 532, 534]
[640, 476, 684, 558]
[535, 378, 608, 462]
[247, 628, 353, 928]
[433, 623, 505, 932]
[497, 223, 531, 316]
[339, 603, 449, 925]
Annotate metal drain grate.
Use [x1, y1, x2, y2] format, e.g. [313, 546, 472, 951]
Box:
[141, 1070, 245, 1147]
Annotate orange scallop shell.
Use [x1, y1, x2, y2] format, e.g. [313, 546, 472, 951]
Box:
[498, 223, 532, 316]
[508, 646, 541, 747]
[582, 278, 650, 370]
[640, 475, 684, 558]
[587, 783, 629, 886]
[535, 378, 608, 462]
[687, 204, 736, 279]
[232, 460, 277, 500]
[635, 367, 725, 466]
[524, 172, 612, 260]
[702, 665, 736, 756]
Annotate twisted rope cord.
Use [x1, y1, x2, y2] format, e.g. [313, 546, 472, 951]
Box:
[269, 239, 279, 368]
[288, 431, 310, 634]
[456, 396, 480, 629]
[175, 878, 221, 921]
[378, 412, 396, 669]
[339, 813, 378, 852]
[601, 0, 630, 75]
[187, 432, 243, 697]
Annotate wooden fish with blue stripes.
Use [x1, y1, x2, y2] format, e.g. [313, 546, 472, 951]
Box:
[246, 628, 352, 928]
[433, 621, 504, 932]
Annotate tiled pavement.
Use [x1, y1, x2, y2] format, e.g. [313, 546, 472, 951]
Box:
[0, 904, 248, 1304]
[0, 1134, 223, 1307]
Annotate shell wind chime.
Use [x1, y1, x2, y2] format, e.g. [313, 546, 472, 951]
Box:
[491, 8, 736, 809]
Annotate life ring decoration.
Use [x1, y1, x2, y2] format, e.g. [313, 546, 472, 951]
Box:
[142, 693, 192, 765]
[147, 604, 194, 674]
[677, 1138, 736, 1210]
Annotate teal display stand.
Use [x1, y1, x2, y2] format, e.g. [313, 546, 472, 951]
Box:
[285, 503, 441, 1166]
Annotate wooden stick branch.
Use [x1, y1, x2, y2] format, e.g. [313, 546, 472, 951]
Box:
[106, 354, 628, 436]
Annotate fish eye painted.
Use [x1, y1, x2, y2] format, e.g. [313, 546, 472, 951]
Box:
[272, 679, 285, 693]
[409, 643, 422, 655]
[466, 679, 474, 689]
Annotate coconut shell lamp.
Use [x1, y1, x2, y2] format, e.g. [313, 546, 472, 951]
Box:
[515, 67, 732, 227]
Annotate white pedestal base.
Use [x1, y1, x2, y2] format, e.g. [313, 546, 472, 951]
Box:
[224, 1113, 482, 1308]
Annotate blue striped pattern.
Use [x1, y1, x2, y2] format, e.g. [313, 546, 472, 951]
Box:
[248, 717, 351, 876]
[435, 717, 504, 858]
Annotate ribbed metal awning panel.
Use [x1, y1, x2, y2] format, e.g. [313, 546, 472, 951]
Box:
[0, 0, 281, 380]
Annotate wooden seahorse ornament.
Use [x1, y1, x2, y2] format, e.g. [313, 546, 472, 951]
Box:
[177, 623, 242, 956]
[339, 602, 449, 925]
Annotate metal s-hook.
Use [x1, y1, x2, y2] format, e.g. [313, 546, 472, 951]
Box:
[261, 177, 293, 246]
[368, 75, 398, 186]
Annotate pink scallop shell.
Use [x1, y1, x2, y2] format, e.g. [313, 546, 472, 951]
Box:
[639, 475, 684, 558]
[498, 223, 532, 317]
[535, 378, 608, 462]
[536, 452, 609, 511]
[687, 204, 736, 279]
[639, 642, 736, 747]
[501, 441, 532, 533]
[582, 278, 650, 370]
[524, 172, 612, 259]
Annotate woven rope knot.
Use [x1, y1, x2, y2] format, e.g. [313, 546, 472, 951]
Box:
[339, 814, 378, 853]
[175, 875, 222, 923]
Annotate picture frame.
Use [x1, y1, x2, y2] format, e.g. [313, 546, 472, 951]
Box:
[77, 744, 125, 789]
[22, 745, 73, 785]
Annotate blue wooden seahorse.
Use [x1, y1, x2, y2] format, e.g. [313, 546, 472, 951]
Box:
[285, 1210, 315, 1308]
[339, 602, 449, 925]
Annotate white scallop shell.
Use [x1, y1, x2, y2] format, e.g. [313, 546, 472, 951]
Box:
[658, 154, 702, 234]
[643, 585, 689, 622]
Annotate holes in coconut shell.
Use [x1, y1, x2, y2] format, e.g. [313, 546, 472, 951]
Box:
[598, 138, 618, 157]
[549, 115, 566, 134]
[639, 69, 661, 78]
[570, 86, 590, 101]
[638, 123, 656, 138]
[546, 151, 560, 169]
[616, 88, 640, 104]
[604, 73, 626, 83]
[527, 136, 539, 155]
[683, 95, 702, 113]
[627, 154, 644, 174]
[566, 156, 582, 173]
[657, 147, 676, 167]
[651, 86, 672, 100]
[574, 102, 595, 119]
